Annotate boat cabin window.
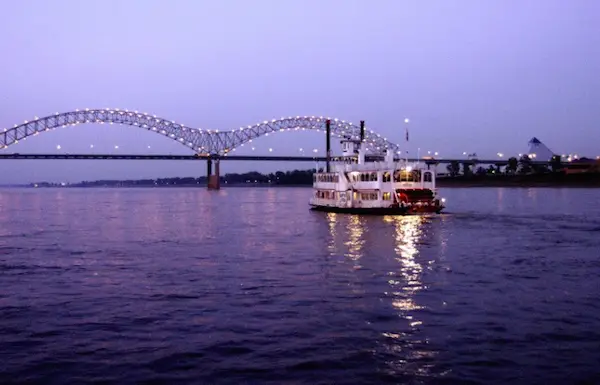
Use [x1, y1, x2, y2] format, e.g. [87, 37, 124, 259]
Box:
[316, 173, 339, 183]
[315, 190, 336, 199]
[358, 172, 377, 182]
[394, 170, 420, 182]
[382, 172, 391, 182]
[423, 171, 433, 182]
[359, 192, 378, 200]
[382, 192, 391, 200]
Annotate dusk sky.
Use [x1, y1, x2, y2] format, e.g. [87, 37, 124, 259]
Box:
[1, 0, 599, 184]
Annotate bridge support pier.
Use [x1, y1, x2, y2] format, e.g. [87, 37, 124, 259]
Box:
[207, 158, 220, 190]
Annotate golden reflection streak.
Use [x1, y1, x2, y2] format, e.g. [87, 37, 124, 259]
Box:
[326, 212, 337, 254]
[384, 215, 440, 377]
[344, 215, 365, 261]
[390, 215, 426, 313]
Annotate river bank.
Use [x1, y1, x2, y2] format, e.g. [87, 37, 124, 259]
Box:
[437, 173, 600, 187]
[17, 171, 600, 188]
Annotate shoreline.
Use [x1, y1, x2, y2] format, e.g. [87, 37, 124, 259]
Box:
[8, 171, 600, 189]
[10, 183, 600, 189]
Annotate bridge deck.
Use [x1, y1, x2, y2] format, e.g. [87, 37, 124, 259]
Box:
[0, 153, 544, 165]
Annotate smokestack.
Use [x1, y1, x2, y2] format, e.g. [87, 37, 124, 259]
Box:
[326, 119, 331, 173]
[360, 120, 365, 143]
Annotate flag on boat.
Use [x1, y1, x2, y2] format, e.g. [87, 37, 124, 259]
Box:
[405, 127, 409, 142]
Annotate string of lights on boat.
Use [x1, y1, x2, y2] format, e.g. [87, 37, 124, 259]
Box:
[1, 108, 597, 161]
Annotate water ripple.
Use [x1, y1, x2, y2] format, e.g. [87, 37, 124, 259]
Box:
[0, 187, 599, 384]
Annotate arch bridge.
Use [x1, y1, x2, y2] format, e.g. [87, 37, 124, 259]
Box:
[0, 108, 402, 156]
[0, 108, 406, 189]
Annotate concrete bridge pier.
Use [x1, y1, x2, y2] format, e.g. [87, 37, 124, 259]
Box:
[207, 158, 221, 190]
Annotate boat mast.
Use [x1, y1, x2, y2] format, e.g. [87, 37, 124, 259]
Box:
[360, 120, 365, 146]
[326, 119, 331, 173]
[404, 118, 410, 165]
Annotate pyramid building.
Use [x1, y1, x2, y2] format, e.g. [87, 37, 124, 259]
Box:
[527, 137, 555, 161]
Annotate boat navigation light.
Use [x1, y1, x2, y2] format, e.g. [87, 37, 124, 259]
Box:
[405, 166, 413, 172]
[441, 198, 446, 203]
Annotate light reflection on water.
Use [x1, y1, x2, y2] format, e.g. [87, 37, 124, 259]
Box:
[345, 215, 365, 263]
[389, 215, 425, 314]
[324, 211, 443, 378]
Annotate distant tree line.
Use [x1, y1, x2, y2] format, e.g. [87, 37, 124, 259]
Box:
[28, 156, 597, 188]
[30, 169, 317, 187]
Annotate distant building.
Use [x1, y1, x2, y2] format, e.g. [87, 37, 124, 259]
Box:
[527, 137, 555, 161]
[563, 158, 600, 174]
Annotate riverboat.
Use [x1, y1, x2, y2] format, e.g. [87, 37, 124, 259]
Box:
[309, 122, 445, 215]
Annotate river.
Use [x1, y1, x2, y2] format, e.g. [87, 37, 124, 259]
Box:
[1, 187, 599, 384]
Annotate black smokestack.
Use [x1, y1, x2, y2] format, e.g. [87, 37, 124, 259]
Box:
[360, 120, 365, 142]
[326, 119, 331, 173]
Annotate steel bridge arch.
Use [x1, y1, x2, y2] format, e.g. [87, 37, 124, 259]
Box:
[0, 108, 213, 153]
[1, 110, 403, 155]
[214, 116, 402, 156]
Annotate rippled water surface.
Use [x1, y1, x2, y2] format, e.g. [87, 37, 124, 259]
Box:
[1, 187, 599, 384]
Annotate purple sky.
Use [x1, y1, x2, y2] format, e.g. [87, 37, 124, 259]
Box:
[1, 0, 599, 184]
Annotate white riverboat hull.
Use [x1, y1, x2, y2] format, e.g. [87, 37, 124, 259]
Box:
[310, 146, 446, 215]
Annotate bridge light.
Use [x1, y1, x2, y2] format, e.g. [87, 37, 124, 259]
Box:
[269, 148, 273, 152]
[148, 146, 151, 149]
[90, 144, 94, 148]
[251, 147, 255, 151]
[56, 145, 61, 150]
[115, 145, 119, 149]
[434, 152, 439, 156]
